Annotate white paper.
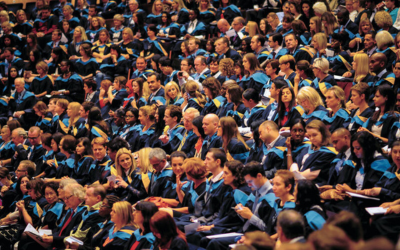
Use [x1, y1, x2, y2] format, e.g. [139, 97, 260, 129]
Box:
[229, 244, 243, 249]
[107, 175, 116, 183]
[276, 12, 284, 21]
[225, 29, 236, 38]
[184, 222, 200, 234]
[238, 32, 244, 40]
[292, 171, 306, 180]
[253, 4, 259, 8]
[326, 49, 335, 57]
[334, 75, 345, 80]
[61, 33, 68, 43]
[347, 192, 380, 200]
[38, 229, 52, 236]
[365, 207, 387, 216]
[206, 232, 243, 239]
[24, 224, 40, 236]
[65, 236, 84, 245]
[17, 33, 23, 38]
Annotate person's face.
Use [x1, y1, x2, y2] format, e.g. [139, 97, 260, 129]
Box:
[183, 112, 194, 131]
[150, 157, 165, 172]
[138, 110, 147, 125]
[63, 8, 70, 17]
[136, 59, 146, 71]
[85, 187, 100, 207]
[41, 9, 50, 19]
[114, 19, 122, 27]
[311, 38, 318, 50]
[93, 144, 107, 160]
[279, 61, 289, 72]
[3, 37, 10, 46]
[290, 123, 305, 144]
[171, 156, 184, 176]
[99, 198, 112, 217]
[250, 37, 260, 51]
[280, 88, 292, 104]
[74, 28, 82, 38]
[20, 177, 29, 193]
[309, 21, 317, 34]
[155, 0, 162, 11]
[270, 83, 278, 99]
[16, 165, 27, 179]
[76, 141, 86, 155]
[51, 139, 58, 152]
[373, 90, 387, 108]
[331, 132, 349, 153]
[369, 55, 383, 73]
[244, 174, 261, 190]
[122, 30, 130, 41]
[282, 19, 291, 30]
[11, 131, 23, 145]
[283, 3, 290, 13]
[51, 31, 60, 42]
[265, 63, 275, 76]
[131, 81, 140, 94]
[392, 145, 400, 167]
[285, 35, 298, 50]
[1, 127, 10, 141]
[336, 12, 347, 25]
[164, 109, 176, 127]
[63, 21, 70, 31]
[325, 90, 340, 109]
[118, 153, 132, 171]
[385, 0, 394, 9]
[222, 166, 235, 186]
[242, 57, 250, 71]
[216, 122, 222, 137]
[79, 106, 88, 118]
[125, 111, 136, 125]
[331, 38, 340, 49]
[364, 34, 376, 50]
[89, 8, 96, 16]
[272, 175, 290, 198]
[45, 186, 58, 204]
[92, 18, 99, 28]
[189, 10, 196, 21]
[161, 13, 167, 23]
[188, 40, 198, 53]
[181, 60, 190, 72]
[28, 130, 40, 146]
[206, 41, 213, 52]
[345, 1, 354, 11]
[289, 3, 297, 14]
[167, 85, 178, 100]
[192, 125, 201, 137]
[232, 20, 242, 32]
[393, 63, 400, 78]
[113, 79, 121, 90]
[202, 117, 217, 136]
[204, 152, 219, 172]
[210, 61, 219, 73]
[133, 208, 144, 226]
[110, 205, 121, 224]
[352, 140, 363, 159]
[10, 68, 17, 78]
[181, 42, 187, 54]
[66, 105, 74, 117]
[302, 3, 310, 14]
[54, 103, 64, 114]
[194, 58, 204, 73]
[306, 128, 323, 148]
[258, 125, 269, 143]
[361, 22, 371, 34]
[312, 65, 322, 77]
[201, 0, 208, 7]
[148, 75, 160, 92]
[4, 50, 12, 61]
[350, 90, 364, 106]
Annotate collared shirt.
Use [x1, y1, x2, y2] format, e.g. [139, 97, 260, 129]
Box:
[344, 148, 351, 161]
[211, 170, 224, 183]
[366, 46, 377, 57]
[267, 135, 282, 151]
[150, 87, 162, 102]
[187, 19, 198, 34]
[376, 68, 387, 79]
[246, 180, 272, 231]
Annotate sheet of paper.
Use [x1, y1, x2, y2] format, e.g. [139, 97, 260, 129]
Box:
[347, 192, 380, 200]
[184, 222, 200, 235]
[229, 244, 242, 249]
[292, 171, 306, 180]
[107, 175, 116, 183]
[206, 232, 243, 239]
[253, 4, 259, 8]
[238, 32, 244, 40]
[365, 207, 387, 216]
[225, 29, 236, 38]
[38, 229, 52, 236]
[326, 49, 335, 57]
[24, 224, 40, 236]
[334, 75, 345, 80]
[66, 236, 84, 245]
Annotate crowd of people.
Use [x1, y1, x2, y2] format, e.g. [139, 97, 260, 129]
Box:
[0, 0, 399, 249]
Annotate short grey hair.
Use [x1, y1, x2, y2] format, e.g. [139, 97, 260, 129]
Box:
[149, 148, 167, 161]
[277, 210, 305, 239]
[60, 178, 78, 189]
[184, 107, 200, 118]
[313, 2, 327, 15]
[64, 183, 85, 201]
[14, 128, 27, 138]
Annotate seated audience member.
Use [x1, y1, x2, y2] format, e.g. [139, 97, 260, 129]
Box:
[277, 210, 306, 244]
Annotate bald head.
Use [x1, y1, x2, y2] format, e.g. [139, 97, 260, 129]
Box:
[331, 128, 351, 153]
[202, 114, 219, 136]
[217, 19, 230, 33]
[369, 53, 387, 73]
[277, 210, 305, 242]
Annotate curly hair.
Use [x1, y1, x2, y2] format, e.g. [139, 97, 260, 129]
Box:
[219, 58, 235, 77]
[225, 160, 245, 187]
[202, 77, 221, 99]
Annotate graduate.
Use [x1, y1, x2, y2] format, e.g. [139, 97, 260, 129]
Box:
[72, 137, 95, 185]
[322, 86, 351, 133]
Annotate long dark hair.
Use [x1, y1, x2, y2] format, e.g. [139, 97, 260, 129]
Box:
[277, 87, 296, 127]
[295, 179, 322, 214]
[250, 119, 264, 148]
[136, 201, 158, 234]
[371, 85, 396, 123]
[150, 211, 186, 248]
[75, 137, 93, 164]
[153, 105, 166, 137]
[351, 131, 384, 168]
[87, 107, 110, 136]
[192, 115, 205, 139]
[16, 175, 32, 197]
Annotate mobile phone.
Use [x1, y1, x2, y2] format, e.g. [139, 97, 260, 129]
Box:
[178, 71, 183, 77]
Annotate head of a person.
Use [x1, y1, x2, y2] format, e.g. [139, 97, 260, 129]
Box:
[325, 86, 346, 110]
[194, 56, 207, 74]
[110, 201, 135, 226]
[16, 175, 31, 196]
[259, 120, 279, 144]
[285, 33, 299, 51]
[351, 131, 382, 162]
[242, 88, 261, 108]
[204, 148, 226, 173]
[350, 82, 370, 107]
[277, 209, 305, 242]
[91, 137, 108, 160]
[243, 53, 261, 73]
[312, 57, 329, 76]
[184, 157, 207, 181]
[250, 35, 265, 52]
[149, 148, 167, 172]
[183, 107, 200, 131]
[99, 195, 120, 218]
[164, 105, 182, 128]
[150, 211, 185, 246]
[202, 77, 221, 100]
[311, 32, 327, 51]
[325, 211, 363, 243]
[115, 147, 136, 177]
[331, 128, 351, 153]
[43, 182, 59, 205]
[14, 77, 25, 93]
[64, 183, 85, 209]
[16, 160, 35, 179]
[294, 179, 321, 210]
[223, 160, 245, 188]
[192, 115, 206, 139]
[279, 55, 296, 73]
[28, 126, 41, 146]
[273, 169, 295, 199]
[202, 114, 219, 136]
[11, 127, 27, 145]
[139, 105, 156, 124]
[376, 30, 394, 50]
[55, 98, 69, 114]
[369, 52, 387, 73]
[134, 201, 159, 234]
[85, 184, 106, 207]
[297, 86, 323, 112]
[232, 16, 245, 32]
[242, 161, 267, 190]
[374, 84, 395, 112]
[60, 135, 76, 156]
[26, 179, 44, 200]
[170, 151, 186, 177]
[305, 120, 331, 148]
[147, 72, 161, 92]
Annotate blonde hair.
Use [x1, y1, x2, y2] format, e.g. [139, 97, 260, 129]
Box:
[122, 27, 134, 42]
[297, 86, 324, 110]
[313, 57, 329, 74]
[137, 147, 153, 173]
[313, 33, 327, 51]
[198, 0, 213, 11]
[36, 61, 49, 73]
[375, 11, 393, 29]
[112, 201, 135, 226]
[165, 81, 181, 105]
[152, 0, 162, 14]
[173, 0, 187, 11]
[90, 16, 105, 30]
[313, 2, 327, 15]
[62, 5, 74, 15]
[246, 21, 259, 37]
[358, 18, 373, 35]
[68, 102, 81, 129]
[326, 86, 346, 109]
[115, 148, 136, 177]
[185, 81, 206, 107]
[321, 12, 337, 36]
[139, 105, 157, 122]
[306, 120, 331, 146]
[73, 26, 88, 45]
[353, 53, 370, 83]
[113, 14, 125, 23]
[0, 11, 9, 21]
[376, 30, 394, 50]
[56, 99, 69, 111]
[91, 137, 108, 146]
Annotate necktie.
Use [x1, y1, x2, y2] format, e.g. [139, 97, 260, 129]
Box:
[272, 51, 276, 59]
[59, 210, 74, 236]
[177, 132, 187, 151]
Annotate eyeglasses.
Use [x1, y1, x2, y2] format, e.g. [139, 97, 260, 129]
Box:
[126, 115, 135, 118]
[101, 204, 111, 208]
[64, 194, 74, 201]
